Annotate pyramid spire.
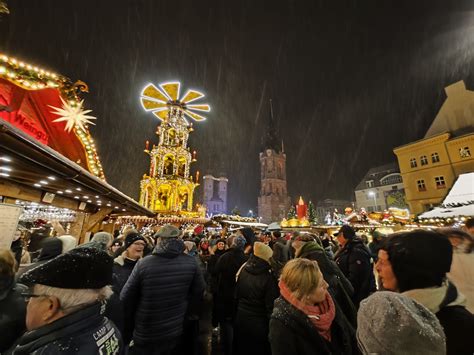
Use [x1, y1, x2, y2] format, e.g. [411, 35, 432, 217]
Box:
[262, 99, 281, 153]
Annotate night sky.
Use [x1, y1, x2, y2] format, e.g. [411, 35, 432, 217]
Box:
[2, 0, 474, 214]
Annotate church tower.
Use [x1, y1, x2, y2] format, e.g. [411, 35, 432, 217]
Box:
[257, 100, 291, 223]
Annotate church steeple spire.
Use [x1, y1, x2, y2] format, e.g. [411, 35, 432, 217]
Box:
[262, 99, 281, 153]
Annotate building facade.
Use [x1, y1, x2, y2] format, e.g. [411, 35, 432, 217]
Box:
[257, 101, 291, 223]
[393, 81, 474, 215]
[354, 163, 406, 213]
[202, 174, 228, 215]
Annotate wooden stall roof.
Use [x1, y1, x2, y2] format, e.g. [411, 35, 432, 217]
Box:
[0, 121, 155, 217]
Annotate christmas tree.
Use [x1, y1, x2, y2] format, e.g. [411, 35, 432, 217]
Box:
[287, 205, 297, 219]
[307, 200, 318, 224]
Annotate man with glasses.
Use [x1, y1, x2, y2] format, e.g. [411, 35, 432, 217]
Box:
[8, 247, 122, 354]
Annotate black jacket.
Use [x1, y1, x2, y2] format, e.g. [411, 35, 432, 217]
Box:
[0, 278, 27, 353]
[269, 296, 358, 355]
[298, 242, 357, 327]
[436, 282, 474, 355]
[207, 248, 226, 294]
[334, 238, 375, 306]
[234, 255, 279, 355]
[7, 303, 122, 355]
[214, 247, 248, 320]
[105, 255, 139, 336]
[120, 238, 205, 346]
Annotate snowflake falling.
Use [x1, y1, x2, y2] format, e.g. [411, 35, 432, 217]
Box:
[49, 97, 96, 133]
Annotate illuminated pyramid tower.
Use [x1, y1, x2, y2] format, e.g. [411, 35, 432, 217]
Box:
[139, 82, 210, 214]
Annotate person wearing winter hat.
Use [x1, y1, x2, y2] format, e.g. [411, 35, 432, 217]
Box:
[377, 229, 474, 355]
[208, 238, 228, 328]
[269, 258, 358, 355]
[214, 234, 248, 355]
[113, 232, 146, 293]
[106, 232, 146, 336]
[334, 225, 376, 307]
[234, 242, 279, 355]
[120, 224, 204, 354]
[9, 247, 122, 354]
[357, 291, 446, 354]
[111, 238, 123, 256]
[91, 231, 113, 249]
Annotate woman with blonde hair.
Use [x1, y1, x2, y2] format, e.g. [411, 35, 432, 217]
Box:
[269, 258, 357, 355]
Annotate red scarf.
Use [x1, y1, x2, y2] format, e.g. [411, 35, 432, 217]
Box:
[279, 280, 336, 341]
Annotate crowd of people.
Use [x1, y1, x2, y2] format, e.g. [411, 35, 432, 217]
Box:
[0, 219, 474, 355]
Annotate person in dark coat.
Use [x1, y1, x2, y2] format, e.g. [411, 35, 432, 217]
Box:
[208, 238, 227, 328]
[120, 225, 205, 355]
[106, 232, 146, 335]
[271, 231, 290, 275]
[269, 258, 358, 355]
[8, 247, 122, 355]
[234, 242, 279, 355]
[0, 250, 27, 353]
[293, 235, 357, 327]
[214, 235, 248, 355]
[377, 229, 474, 355]
[334, 225, 375, 307]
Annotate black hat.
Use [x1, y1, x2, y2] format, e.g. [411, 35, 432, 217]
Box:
[334, 225, 356, 239]
[382, 230, 452, 292]
[124, 232, 146, 249]
[19, 247, 113, 289]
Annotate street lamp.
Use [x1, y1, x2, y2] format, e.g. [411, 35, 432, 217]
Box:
[368, 191, 377, 212]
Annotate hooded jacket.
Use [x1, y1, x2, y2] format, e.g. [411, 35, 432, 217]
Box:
[7, 303, 122, 355]
[120, 238, 205, 346]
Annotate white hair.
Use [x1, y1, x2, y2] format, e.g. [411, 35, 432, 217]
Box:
[35, 284, 112, 313]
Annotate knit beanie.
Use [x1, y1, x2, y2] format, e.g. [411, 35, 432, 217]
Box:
[253, 242, 273, 263]
[154, 224, 182, 239]
[232, 235, 247, 250]
[124, 232, 146, 249]
[382, 230, 452, 292]
[92, 232, 113, 247]
[19, 247, 113, 289]
[357, 291, 446, 355]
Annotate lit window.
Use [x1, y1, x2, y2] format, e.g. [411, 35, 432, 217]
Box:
[410, 158, 417, 168]
[431, 152, 440, 163]
[420, 156, 428, 166]
[417, 179, 426, 192]
[435, 176, 446, 189]
[460, 147, 471, 158]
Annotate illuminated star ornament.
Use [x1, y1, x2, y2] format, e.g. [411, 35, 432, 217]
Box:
[49, 97, 96, 133]
[140, 81, 211, 122]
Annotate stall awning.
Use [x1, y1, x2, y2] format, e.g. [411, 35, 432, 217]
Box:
[419, 173, 474, 219]
[0, 121, 155, 217]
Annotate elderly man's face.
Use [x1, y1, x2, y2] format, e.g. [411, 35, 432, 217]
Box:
[25, 285, 62, 331]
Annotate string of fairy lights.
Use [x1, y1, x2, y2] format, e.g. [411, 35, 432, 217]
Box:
[0, 53, 105, 180]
